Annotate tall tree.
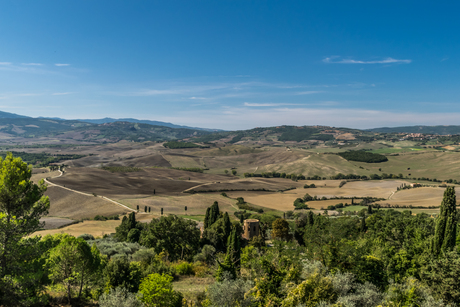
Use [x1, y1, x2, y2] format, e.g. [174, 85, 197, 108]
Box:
[223, 212, 232, 244]
[272, 218, 291, 241]
[47, 237, 102, 304]
[227, 228, 241, 268]
[433, 186, 458, 255]
[204, 207, 211, 229]
[140, 215, 200, 261]
[0, 153, 50, 277]
[210, 201, 220, 226]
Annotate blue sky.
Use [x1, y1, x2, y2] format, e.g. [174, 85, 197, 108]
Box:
[1, 1, 460, 130]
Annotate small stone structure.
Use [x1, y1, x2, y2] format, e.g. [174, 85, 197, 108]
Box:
[242, 219, 260, 240]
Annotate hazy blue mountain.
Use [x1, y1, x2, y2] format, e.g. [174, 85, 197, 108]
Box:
[367, 126, 460, 135]
[75, 118, 223, 132]
[0, 111, 30, 119]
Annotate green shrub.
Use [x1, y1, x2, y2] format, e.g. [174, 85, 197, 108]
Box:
[98, 287, 143, 307]
[173, 262, 194, 276]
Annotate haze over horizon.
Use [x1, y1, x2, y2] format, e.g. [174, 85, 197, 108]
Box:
[1, 1, 459, 130]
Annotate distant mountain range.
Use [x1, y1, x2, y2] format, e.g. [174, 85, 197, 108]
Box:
[73, 118, 223, 132]
[366, 126, 460, 135]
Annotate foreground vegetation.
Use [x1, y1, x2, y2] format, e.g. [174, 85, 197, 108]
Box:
[3, 153, 460, 306]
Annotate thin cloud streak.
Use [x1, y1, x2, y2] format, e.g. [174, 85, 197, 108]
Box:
[295, 91, 322, 95]
[52, 92, 74, 96]
[55, 63, 70, 67]
[21, 63, 43, 66]
[154, 107, 460, 131]
[323, 57, 412, 64]
[244, 102, 301, 107]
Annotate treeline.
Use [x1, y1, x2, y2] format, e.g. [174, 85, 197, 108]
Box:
[244, 172, 318, 180]
[101, 166, 142, 173]
[338, 150, 389, 163]
[163, 141, 208, 149]
[0, 151, 85, 167]
[276, 126, 334, 142]
[170, 167, 204, 173]
[293, 193, 384, 210]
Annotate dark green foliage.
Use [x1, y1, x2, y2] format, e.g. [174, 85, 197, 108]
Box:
[0, 151, 85, 167]
[360, 217, 367, 232]
[103, 257, 142, 293]
[140, 215, 200, 261]
[170, 167, 204, 173]
[204, 201, 220, 229]
[227, 228, 242, 268]
[433, 186, 457, 255]
[127, 229, 141, 243]
[94, 214, 120, 221]
[421, 250, 460, 305]
[338, 150, 388, 163]
[101, 166, 141, 173]
[163, 141, 207, 149]
[115, 212, 143, 243]
[277, 126, 333, 142]
[223, 212, 232, 243]
[216, 253, 236, 281]
[271, 218, 291, 241]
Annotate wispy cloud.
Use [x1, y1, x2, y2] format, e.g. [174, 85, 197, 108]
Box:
[323, 56, 411, 64]
[55, 63, 70, 67]
[17, 93, 43, 97]
[21, 63, 43, 66]
[52, 92, 74, 96]
[189, 97, 206, 100]
[244, 102, 301, 107]
[295, 91, 322, 95]
[0, 62, 11, 65]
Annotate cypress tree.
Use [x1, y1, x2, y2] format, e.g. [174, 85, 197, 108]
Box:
[216, 253, 236, 281]
[360, 216, 367, 232]
[204, 207, 211, 229]
[433, 186, 458, 255]
[239, 214, 244, 224]
[227, 228, 241, 268]
[210, 201, 220, 225]
[160, 208, 163, 215]
[128, 212, 136, 229]
[223, 212, 232, 245]
[307, 211, 314, 226]
[367, 205, 373, 215]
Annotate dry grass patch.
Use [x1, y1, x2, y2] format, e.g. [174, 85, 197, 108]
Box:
[32, 220, 122, 238]
[117, 194, 238, 216]
[376, 187, 447, 208]
[45, 186, 128, 219]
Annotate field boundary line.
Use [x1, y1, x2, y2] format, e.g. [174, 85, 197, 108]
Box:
[44, 170, 137, 213]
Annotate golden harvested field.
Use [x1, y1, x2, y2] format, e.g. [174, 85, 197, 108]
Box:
[117, 194, 238, 216]
[224, 180, 406, 211]
[186, 177, 302, 192]
[376, 187, 448, 207]
[33, 220, 122, 238]
[45, 185, 128, 219]
[50, 167, 229, 198]
[31, 170, 60, 183]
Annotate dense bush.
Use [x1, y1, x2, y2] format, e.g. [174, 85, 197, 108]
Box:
[338, 150, 388, 163]
[98, 287, 143, 307]
[163, 141, 206, 149]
